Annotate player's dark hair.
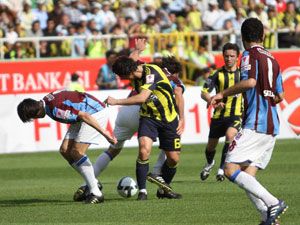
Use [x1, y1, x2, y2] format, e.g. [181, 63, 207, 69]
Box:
[112, 56, 138, 78]
[17, 98, 40, 123]
[222, 43, 240, 56]
[241, 18, 264, 43]
[161, 56, 182, 75]
[105, 49, 117, 58]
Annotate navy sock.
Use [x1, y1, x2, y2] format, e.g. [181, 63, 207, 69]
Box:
[205, 148, 216, 164]
[161, 161, 177, 184]
[136, 159, 149, 190]
[220, 142, 230, 169]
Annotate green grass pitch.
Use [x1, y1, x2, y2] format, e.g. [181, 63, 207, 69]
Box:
[0, 139, 299, 225]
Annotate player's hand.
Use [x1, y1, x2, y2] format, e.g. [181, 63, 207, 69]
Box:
[105, 96, 117, 106]
[214, 102, 225, 110]
[135, 38, 147, 52]
[176, 118, 185, 135]
[210, 93, 224, 107]
[102, 130, 117, 145]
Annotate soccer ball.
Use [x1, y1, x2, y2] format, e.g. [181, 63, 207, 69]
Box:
[117, 176, 138, 198]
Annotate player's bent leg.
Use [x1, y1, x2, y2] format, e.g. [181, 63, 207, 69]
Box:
[69, 142, 103, 203]
[152, 149, 166, 176]
[200, 138, 218, 181]
[217, 128, 238, 181]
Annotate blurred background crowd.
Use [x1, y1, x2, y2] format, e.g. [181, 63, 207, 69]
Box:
[0, 0, 299, 84]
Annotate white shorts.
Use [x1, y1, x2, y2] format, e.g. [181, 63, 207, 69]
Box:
[114, 105, 140, 141]
[226, 129, 276, 169]
[64, 109, 109, 145]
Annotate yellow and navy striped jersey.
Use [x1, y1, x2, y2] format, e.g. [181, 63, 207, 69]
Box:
[202, 66, 243, 119]
[133, 64, 178, 122]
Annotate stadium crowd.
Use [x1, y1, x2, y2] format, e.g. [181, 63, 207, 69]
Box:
[0, 0, 299, 60]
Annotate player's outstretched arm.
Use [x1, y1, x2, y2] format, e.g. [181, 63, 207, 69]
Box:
[129, 38, 147, 61]
[105, 89, 151, 106]
[210, 78, 256, 106]
[78, 111, 117, 145]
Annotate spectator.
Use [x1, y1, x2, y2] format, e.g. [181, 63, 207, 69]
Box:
[213, 0, 236, 30]
[110, 24, 128, 52]
[26, 20, 43, 37]
[5, 23, 18, 44]
[32, 0, 48, 30]
[96, 50, 118, 90]
[72, 25, 86, 57]
[140, 0, 157, 22]
[67, 73, 85, 92]
[186, 0, 203, 31]
[63, 0, 83, 25]
[121, 0, 140, 23]
[202, 0, 223, 30]
[56, 14, 70, 36]
[248, 3, 269, 27]
[101, 1, 117, 33]
[86, 29, 106, 58]
[86, 2, 105, 32]
[19, 1, 35, 32]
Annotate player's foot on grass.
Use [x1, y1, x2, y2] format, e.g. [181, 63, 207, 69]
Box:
[85, 193, 104, 204]
[265, 200, 288, 225]
[259, 221, 280, 225]
[73, 182, 103, 201]
[156, 189, 182, 199]
[137, 192, 147, 201]
[146, 173, 172, 192]
[216, 168, 225, 182]
[200, 160, 215, 181]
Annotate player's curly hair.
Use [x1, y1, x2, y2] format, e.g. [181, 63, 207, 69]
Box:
[112, 56, 138, 79]
[17, 98, 40, 123]
[161, 56, 182, 75]
[241, 18, 264, 43]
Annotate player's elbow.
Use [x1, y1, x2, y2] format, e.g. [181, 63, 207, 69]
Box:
[247, 78, 256, 88]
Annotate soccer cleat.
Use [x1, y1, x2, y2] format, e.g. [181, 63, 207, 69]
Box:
[73, 181, 103, 202]
[200, 160, 215, 181]
[216, 168, 225, 182]
[265, 200, 288, 225]
[85, 193, 104, 204]
[156, 189, 182, 199]
[137, 192, 147, 201]
[146, 173, 172, 192]
[259, 221, 280, 225]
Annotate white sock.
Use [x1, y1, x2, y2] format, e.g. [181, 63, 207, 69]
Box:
[246, 191, 268, 222]
[72, 155, 102, 197]
[152, 150, 166, 175]
[232, 170, 278, 207]
[139, 189, 147, 194]
[93, 151, 112, 177]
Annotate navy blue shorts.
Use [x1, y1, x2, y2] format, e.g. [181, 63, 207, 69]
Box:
[138, 117, 181, 151]
[209, 116, 242, 139]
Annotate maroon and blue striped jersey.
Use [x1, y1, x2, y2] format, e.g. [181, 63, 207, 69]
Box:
[240, 45, 284, 135]
[43, 90, 105, 124]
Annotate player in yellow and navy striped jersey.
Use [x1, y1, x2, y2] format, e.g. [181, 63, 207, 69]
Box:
[106, 47, 182, 200]
[200, 43, 243, 182]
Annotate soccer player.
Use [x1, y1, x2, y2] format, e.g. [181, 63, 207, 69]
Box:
[106, 55, 182, 201]
[73, 56, 185, 201]
[17, 90, 117, 204]
[210, 18, 287, 225]
[200, 43, 242, 182]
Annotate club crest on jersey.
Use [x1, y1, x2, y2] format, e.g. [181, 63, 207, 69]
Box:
[146, 74, 155, 84]
[55, 109, 71, 119]
[241, 55, 251, 72]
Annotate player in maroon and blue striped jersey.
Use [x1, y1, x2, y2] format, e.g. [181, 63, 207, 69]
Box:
[17, 90, 117, 204]
[211, 18, 287, 225]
